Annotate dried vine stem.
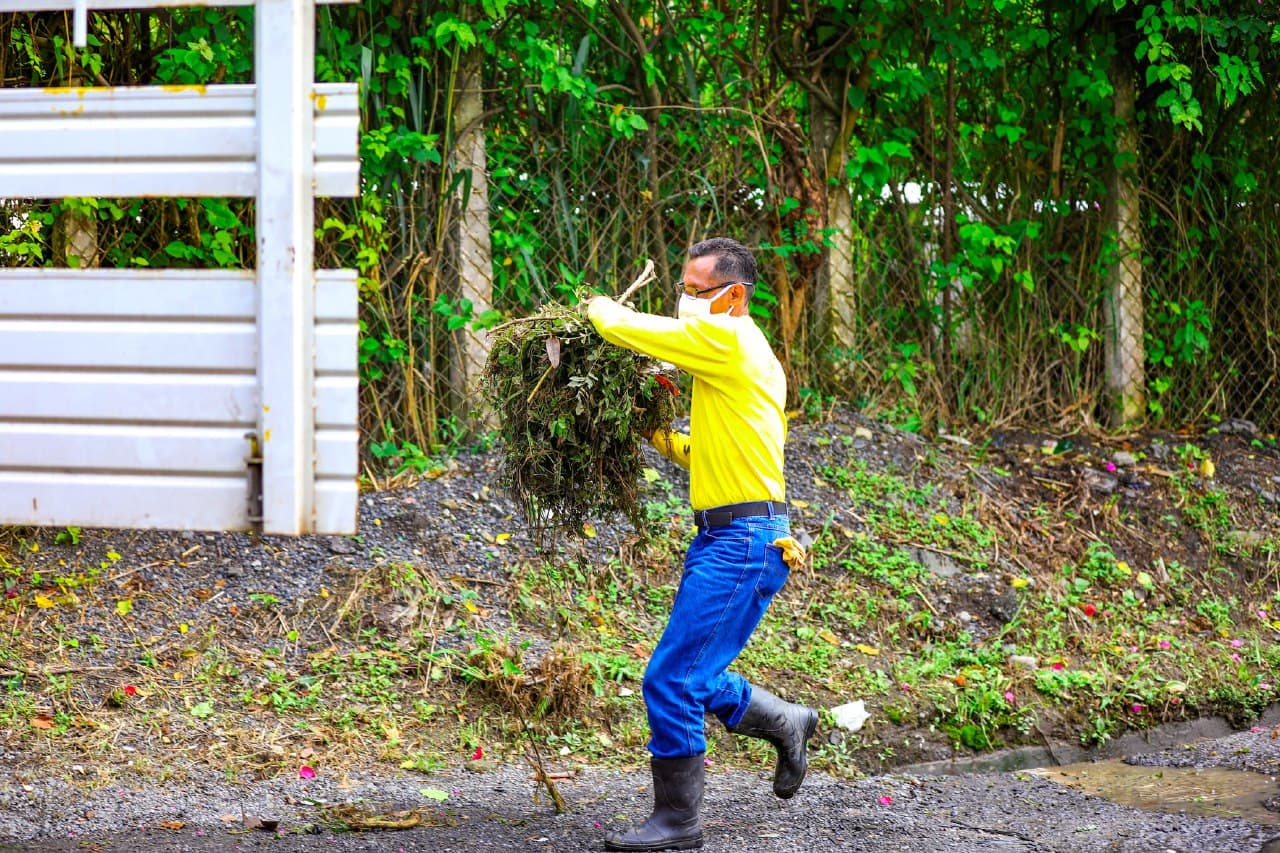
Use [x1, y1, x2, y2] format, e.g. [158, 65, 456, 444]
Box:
[617, 258, 656, 304]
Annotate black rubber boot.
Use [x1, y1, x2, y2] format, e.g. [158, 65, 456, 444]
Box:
[603, 755, 705, 851]
[729, 685, 818, 799]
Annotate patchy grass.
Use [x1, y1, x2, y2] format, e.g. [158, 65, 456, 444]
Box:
[2, 414, 1279, 792]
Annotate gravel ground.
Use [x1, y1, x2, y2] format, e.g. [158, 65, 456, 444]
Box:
[2, 756, 1280, 852]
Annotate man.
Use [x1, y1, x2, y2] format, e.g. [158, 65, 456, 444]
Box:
[586, 237, 818, 852]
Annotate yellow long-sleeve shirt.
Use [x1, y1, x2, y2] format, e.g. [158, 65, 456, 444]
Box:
[587, 297, 786, 511]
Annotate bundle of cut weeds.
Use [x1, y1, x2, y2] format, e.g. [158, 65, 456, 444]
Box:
[482, 262, 676, 538]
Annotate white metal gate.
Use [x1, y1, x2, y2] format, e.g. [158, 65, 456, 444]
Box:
[0, 0, 360, 534]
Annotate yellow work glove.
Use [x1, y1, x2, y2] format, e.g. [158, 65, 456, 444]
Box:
[772, 536, 807, 570]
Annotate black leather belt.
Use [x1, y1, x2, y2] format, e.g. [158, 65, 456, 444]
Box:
[693, 500, 788, 529]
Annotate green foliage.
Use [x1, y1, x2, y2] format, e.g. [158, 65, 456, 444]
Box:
[481, 299, 676, 536]
[3, 0, 1280, 449]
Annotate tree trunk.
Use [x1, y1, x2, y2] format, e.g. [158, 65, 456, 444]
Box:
[809, 73, 859, 389]
[53, 206, 97, 268]
[450, 43, 494, 432]
[1104, 51, 1145, 427]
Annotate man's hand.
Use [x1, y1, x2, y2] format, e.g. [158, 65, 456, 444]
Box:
[580, 293, 610, 317]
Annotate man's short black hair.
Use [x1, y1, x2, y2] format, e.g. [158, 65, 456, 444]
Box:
[688, 237, 757, 298]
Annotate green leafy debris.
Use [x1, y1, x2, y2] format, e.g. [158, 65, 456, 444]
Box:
[481, 295, 675, 539]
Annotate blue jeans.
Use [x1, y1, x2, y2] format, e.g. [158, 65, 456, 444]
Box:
[643, 513, 792, 759]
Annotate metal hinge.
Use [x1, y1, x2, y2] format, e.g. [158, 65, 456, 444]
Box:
[245, 432, 264, 529]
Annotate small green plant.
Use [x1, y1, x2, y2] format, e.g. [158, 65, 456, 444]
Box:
[54, 527, 81, 546]
[798, 387, 835, 420]
[1196, 596, 1233, 632]
[1080, 715, 1116, 746]
[1034, 666, 1103, 701]
[1073, 541, 1126, 586]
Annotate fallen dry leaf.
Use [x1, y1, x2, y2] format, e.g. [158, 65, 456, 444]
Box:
[242, 816, 279, 832]
[30, 714, 54, 730]
[159, 820, 185, 831]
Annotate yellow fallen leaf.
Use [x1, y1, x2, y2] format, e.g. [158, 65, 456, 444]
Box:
[1115, 561, 1131, 575]
[818, 629, 840, 645]
[933, 513, 949, 526]
[495, 532, 512, 545]
[34, 594, 55, 609]
[1011, 577, 1029, 589]
[116, 599, 133, 616]
[320, 586, 330, 598]
[462, 600, 478, 614]
[582, 524, 597, 538]
[790, 499, 810, 509]
[855, 643, 880, 656]
[1200, 458, 1215, 478]
[179, 623, 189, 634]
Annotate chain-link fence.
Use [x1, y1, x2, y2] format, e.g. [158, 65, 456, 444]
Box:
[5, 6, 1278, 461]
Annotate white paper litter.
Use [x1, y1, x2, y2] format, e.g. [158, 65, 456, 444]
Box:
[831, 700, 870, 732]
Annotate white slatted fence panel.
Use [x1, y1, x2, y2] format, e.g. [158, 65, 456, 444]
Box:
[0, 83, 358, 198]
[0, 472, 249, 531]
[0, 269, 359, 532]
[0, 0, 361, 535]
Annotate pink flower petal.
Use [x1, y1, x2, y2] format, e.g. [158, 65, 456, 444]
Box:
[1230, 639, 1244, 648]
[1003, 691, 1015, 704]
[1130, 703, 1143, 714]
[298, 765, 316, 780]
[878, 795, 893, 806]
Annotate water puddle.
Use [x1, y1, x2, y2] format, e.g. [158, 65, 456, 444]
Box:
[895, 706, 1280, 829]
[1028, 761, 1280, 826]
